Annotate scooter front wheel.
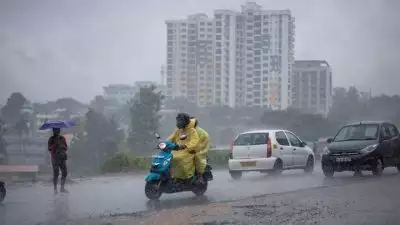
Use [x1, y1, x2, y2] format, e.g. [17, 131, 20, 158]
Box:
[145, 181, 162, 200]
[0, 182, 6, 203]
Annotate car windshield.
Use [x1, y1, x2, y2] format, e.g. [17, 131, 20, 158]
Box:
[334, 124, 379, 142]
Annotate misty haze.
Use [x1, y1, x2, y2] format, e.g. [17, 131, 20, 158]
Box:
[1, 0, 400, 225]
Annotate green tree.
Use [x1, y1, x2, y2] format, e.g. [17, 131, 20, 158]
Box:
[85, 109, 122, 168]
[1, 92, 27, 125]
[89, 95, 108, 114]
[0, 119, 7, 164]
[129, 85, 163, 154]
[69, 109, 123, 173]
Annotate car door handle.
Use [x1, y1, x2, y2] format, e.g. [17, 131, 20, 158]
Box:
[280, 147, 284, 150]
[293, 148, 297, 151]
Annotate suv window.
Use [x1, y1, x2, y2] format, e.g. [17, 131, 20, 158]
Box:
[335, 124, 379, 142]
[286, 132, 302, 147]
[233, 133, 268, 146]
[386, 124, 399, 137]
[275, 131, 289, 146]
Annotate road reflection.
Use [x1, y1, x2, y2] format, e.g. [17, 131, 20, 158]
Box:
[146, 195, 211, 212]
[45, 194, 71, 225]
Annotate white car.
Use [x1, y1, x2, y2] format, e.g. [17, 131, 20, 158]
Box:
[228, 129, 315, 179]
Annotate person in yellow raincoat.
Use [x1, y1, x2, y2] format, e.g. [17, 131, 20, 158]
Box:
[167, 113, 199, 180]
[189, 117, 209, 184]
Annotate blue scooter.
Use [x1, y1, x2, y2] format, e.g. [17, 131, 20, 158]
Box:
[144, 133, 213, 200]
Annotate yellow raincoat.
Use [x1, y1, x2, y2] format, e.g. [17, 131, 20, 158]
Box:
[191, 118, 210, 174]
[167, 119, 199, 179]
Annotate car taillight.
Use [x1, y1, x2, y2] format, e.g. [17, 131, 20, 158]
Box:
[229, 142, 233, 159]
[266, 137, 272, 158]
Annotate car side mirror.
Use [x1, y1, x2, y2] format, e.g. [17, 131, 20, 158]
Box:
[154, 132, 161, 139]
[326, 138, 333, 143]
[300, 142, 307, 147]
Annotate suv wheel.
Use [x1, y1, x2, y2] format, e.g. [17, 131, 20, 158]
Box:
[372, 158, 383, 176]
[229, 171, 242, 180]
[322, 163, 334, 178]
[304, 156, 314, 174]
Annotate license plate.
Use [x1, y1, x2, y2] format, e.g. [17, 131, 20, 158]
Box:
[336, 157, 351, 162]
[240, 161, 256, 167]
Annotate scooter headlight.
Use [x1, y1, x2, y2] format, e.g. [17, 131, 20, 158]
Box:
[360, 144, 378, 155]
[158, 142, 167, 150]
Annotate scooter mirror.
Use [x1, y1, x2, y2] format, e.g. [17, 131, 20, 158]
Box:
[154, 132, 161, 139]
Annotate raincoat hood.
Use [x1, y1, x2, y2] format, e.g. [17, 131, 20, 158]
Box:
[187, 118, 197, 129]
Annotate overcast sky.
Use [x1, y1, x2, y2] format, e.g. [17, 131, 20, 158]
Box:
[0, 0, 399, 104]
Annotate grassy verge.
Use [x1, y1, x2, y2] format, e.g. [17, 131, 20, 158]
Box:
[100, 149, 229, 174]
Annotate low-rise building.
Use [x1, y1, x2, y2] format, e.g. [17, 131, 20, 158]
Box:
[291, 60, 333, 117]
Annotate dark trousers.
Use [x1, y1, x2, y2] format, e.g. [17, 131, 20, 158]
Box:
[52, 158, 67, 188]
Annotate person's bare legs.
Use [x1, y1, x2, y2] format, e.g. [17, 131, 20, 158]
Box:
[52, 160, 60, 194]
[60, 160, 68, 193]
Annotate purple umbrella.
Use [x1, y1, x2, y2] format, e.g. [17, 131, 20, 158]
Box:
[39, 120, 76, 130]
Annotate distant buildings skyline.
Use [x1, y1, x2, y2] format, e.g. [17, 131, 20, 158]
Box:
[165, 2, 295, 109]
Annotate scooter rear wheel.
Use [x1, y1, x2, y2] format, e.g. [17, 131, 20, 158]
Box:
[145, 181, 162, 200]
[192, 181, 208, 196]
[0, 182, 6, 203]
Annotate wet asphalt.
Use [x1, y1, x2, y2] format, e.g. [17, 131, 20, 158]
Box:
[0, 164, 398, 225]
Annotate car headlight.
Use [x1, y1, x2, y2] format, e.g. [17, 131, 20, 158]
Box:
[322, 146, 330, 155]
[360, 144, 378, 155]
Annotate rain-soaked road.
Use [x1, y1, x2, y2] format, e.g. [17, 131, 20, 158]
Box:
[1, 164, 397, 225]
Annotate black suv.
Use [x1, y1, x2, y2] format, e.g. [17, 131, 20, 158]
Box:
[321, 121, 400, 177]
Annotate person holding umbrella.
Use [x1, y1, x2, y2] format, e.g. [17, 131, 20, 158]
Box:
[40, 120, 76, 194]
[48, 128, 68, 193]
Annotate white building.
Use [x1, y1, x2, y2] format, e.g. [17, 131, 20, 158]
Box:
[135, 81, 157, 88]
[291, 60, 333, 116]
[165, 2, 295, 109]
[103, 84, 136, 105]
[166, 14, 215, 107]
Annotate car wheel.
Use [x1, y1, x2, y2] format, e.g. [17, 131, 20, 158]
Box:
[353, 169, 363, 177]
[229, 171, 242, 180]
[269, 159, 283, 176]
[0, 182, 6, 203]
[322, 163, 334, 178]
[372, 158, 383, 176]
[304, 156, 314, 174]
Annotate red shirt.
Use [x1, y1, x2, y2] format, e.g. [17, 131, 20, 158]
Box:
[48, 135, 68, 158]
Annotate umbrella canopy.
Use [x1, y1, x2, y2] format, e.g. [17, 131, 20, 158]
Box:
[39, 120, 76, 130]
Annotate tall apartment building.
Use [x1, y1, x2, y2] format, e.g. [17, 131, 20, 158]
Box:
[166, 14, 215, 107]
[291, 60, 333, 116]
[165, 2, 295, 109]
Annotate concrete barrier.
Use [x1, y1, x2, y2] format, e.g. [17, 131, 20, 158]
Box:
[0, 165, 39, 183]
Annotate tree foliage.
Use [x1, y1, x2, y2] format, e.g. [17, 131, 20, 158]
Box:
[1, 92, 27, 125]
[69, 109, 123, 172]
[0, 119, 7, 164]
[128, 85, 163, 153]
[33, 97, 87, 114]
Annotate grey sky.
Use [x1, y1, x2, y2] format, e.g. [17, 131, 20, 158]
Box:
[0, 0, 399, 104]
